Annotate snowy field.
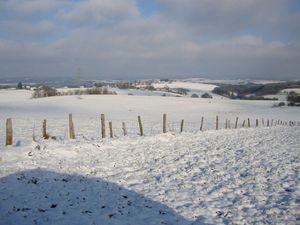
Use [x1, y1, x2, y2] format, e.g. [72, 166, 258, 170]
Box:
[282, 88, 300, 94]
[152, 81, 221, 99]
[0, 89, 299, 146]
[0, 89, 300, 224]
[152, 81, 217, 92]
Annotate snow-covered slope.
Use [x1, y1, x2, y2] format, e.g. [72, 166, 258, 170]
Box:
[0, 89, 299, 224]
[282, 88, 300, 94]
[1, 89, 299, 147]
[152, 81, 217, 92]
[1, 127, 299, 224]
[152, 81, 220, 98]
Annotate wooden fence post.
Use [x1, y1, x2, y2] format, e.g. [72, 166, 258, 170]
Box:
[271, 119, 273, 126]
[256, 119, 258, 127]
[42, 119, 49, 139]
[163, 113, 167, 133]
[122, 122, 127, 136]
[180, 120, 184, 133]
[242, 120, 245, 127]
[6, 118, 13, 146]
[228, 120, 231, 129]
[200, 117, 204, 131]
[262, 118, 265, 126]
[216, 115, 219, 130]
[138, 116, 143, 136]
[225, 119, 228, 129]
[267, 120, 270, 127]
[248, 118, 250, 127]
[101, 114, 106, 140]
[109, 121, 113, 138]
[235, 117, 238, 129]
[69, 113, 75, 139]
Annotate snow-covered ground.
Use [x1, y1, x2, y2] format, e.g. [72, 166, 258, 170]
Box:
[152, 81, 217, 92]
[0, 89, 299, 147]
[1, 127, 299, 224]
[281, 88, 300, 94]
[0, 89, 300, 224]
[152, 81, 220, 98]
[264, 94, 287, 101]
[184, 78, 285, 85]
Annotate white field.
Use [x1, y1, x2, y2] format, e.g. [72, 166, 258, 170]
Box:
[0, 88, 300, 225]
[152, 81, 217, 91]
[264, 94, 287, 101]
[152, 81, 220, 98]
[281, 88, 300, 94]
[0, 89, 299, 146]
[184, 78, 285, 85]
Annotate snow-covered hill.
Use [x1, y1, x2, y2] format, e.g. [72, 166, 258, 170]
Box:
[1, 127, 299, 224]
[1, 89, 299, 147]
[152, 81, 220, 98]
[0, 89, 299, 224]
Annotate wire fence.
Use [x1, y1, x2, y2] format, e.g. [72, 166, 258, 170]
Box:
[1, 114, 299, 147]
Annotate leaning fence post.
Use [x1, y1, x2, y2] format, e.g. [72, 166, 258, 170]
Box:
[122, 122, 127, 136]
[180, 120, 184, 133]
[262, 118, 265, 126]
[235, 117, 238, 129]
[101, 114, 106, 140]
[216, 115, 219, 130]
[69, 113, 75, 139]
[6, 118, 13, 146]
[242, 120, 245, 127]
[42, 119, 49, 139]
[163, 113, 167, 133]
[138, 116, 143, 136]
[200, 117, 204, 131]
[109, 121, 113, 138]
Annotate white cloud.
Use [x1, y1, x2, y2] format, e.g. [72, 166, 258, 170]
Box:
[156, 0, 299, 36]
[0, 0, 63, 15]
[58, 0, 139, 23]
[0, 0, 299, 79]
[0, 20, 55, 38]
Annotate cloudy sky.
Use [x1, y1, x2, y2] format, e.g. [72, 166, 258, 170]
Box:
[0, 0, 300, 80]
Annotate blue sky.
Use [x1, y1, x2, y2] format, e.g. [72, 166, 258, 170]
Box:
[137, 0, 158, 16]
[288, 0, 300, 12]
[0, 0, 300, 80]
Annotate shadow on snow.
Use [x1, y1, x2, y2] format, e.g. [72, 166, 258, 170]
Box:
[0, 169, 211, 225]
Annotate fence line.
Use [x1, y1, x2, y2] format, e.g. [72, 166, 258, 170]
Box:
[3, 114, 300, 146]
